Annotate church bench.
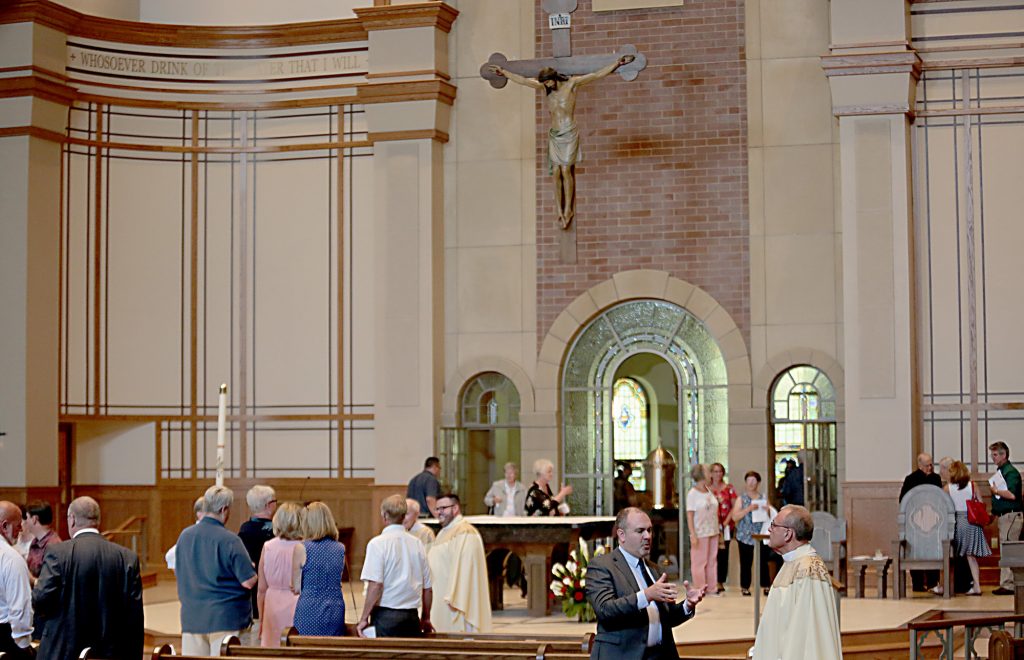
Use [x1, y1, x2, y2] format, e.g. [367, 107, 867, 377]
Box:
[990, 630, 1024, 660]
[152, 645, 559, 660]
[215, 637, 587, 660]
[281, 627, 594, 653]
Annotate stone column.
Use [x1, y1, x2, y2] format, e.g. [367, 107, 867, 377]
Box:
[354, 3, 458, 485]
[824, 0, 921, 481]
[0, 21, 69, 490]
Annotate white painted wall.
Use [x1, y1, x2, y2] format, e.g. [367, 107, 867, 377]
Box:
[75, 421, 156, 485]
[139, 0, 364, 25]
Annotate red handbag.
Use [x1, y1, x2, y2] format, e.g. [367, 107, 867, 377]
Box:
[967, 486, 991, 527]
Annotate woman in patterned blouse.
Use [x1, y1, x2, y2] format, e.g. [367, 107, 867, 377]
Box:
[525, 458, 573, 516]
[708, 462, 737, 593]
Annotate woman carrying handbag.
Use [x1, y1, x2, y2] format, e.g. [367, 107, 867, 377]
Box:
[947, 460, 991, 595]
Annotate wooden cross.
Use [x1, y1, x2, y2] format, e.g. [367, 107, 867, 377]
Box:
[479, 0, 647, 264]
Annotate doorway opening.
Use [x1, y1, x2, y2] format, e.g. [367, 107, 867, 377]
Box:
[768, 365, 838, 514]
[438, 372, 521, 515]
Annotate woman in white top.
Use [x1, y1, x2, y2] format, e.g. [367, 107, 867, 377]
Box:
[686, 463, 720, 595]
[946, 460, 990, 595]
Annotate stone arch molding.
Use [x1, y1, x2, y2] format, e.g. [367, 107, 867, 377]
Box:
[441, 356, 536, 428]
[534, 270, 752, 415]
[753, 349, 846, 421]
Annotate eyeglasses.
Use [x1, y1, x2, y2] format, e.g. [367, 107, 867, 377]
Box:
[769, 520, 793, 532]
[436, 504, 456, 512]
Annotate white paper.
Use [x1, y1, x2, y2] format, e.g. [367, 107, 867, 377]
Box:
[990, 470, 1008, 496]
[751, 499, 769, 523]
[362, 626, 376, 639]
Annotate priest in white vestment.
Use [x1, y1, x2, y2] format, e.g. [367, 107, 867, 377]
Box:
[427, 494, 492, 632]
[751, 505, 841, 660]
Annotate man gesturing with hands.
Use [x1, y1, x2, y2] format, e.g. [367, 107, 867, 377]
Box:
[586, 507, 705, 660]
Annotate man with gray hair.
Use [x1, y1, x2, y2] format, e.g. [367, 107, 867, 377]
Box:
[358, 495, 433, 638]
[238, 485, 277, 623]
[402, 499, 435, 548]
[176, 485, 257, 656]
[750, 505, 841, 659]
[33, 496, 144, 660]
[0, 501, 32, 657]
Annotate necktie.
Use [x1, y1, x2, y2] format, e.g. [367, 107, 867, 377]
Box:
[639, 559, 655, 587]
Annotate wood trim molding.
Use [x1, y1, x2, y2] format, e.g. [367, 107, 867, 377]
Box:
[365, 69, 451, 81]
[822, 51, 922, 79]
[0, 125, 65, 143]
[357, 79, 456, 105]
[352, 2, 458, 34]
[368, 128, 449, 143]
[0, 0, 368, 47]
[0, 75, 77, 105]
[832, 104, 914, 118]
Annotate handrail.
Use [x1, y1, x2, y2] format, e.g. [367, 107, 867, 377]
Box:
[908, 609, 1024, 659]
[101, 515, 148, 567]
[101, 514, 147, 537]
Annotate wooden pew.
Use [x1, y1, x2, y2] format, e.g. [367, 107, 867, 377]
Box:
[990, 630, 1024, 660]
[220, 636, 588, 660]
[149, 641, 573, 660]
[280, 627, 594, 654]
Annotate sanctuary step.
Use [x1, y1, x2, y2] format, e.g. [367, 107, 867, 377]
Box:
[141, 570, 159, 589]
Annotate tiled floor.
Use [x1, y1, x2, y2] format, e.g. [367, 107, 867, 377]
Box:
[144, 577, 1017, 645]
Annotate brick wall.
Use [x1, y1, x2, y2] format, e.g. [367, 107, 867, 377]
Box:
[536, 0, 748, 348]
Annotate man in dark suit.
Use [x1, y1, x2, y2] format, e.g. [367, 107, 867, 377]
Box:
[586, 507, 705, 660]
[33, 496, 144, 660]
[899, 453, 943, 592]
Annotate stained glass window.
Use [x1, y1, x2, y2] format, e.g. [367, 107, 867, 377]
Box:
[613, 378, 648, 461]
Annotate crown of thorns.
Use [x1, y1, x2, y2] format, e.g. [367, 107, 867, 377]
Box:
[538, 67, 569, 83]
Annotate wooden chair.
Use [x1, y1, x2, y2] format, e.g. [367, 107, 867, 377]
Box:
[810, 511, 847, 588]
[892, 484, 955, 599]
[989, 630, 1024, 660]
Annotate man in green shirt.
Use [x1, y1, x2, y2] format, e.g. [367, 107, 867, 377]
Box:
[990, 441, 1023, 594]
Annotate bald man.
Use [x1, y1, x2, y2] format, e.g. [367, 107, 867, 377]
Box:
[0, 501, 33, 657]
[33, 496, 144, 660]
[899, 453, 943, 592]
[751, 505, 841, 659]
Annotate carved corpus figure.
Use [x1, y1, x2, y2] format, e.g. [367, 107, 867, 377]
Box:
[488, 54, 634, 229]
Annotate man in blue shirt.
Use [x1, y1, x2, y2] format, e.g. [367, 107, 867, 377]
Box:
[176, 485, 257, 655]
[407, 457, 442, 518]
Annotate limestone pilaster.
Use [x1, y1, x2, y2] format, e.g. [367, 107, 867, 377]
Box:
[355, 2, 457, 484]
[825, 0, 920, 480]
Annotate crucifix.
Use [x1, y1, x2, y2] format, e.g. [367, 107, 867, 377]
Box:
[480, 0, 647, 264]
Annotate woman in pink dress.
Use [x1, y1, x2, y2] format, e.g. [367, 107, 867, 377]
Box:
[257, 501, 304, 647]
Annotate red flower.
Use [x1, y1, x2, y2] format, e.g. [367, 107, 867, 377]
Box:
[574, 591, 584, 602]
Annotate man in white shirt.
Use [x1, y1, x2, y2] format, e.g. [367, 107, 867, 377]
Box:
[358, 495, 433, 638]
[0, 501, 33, 658]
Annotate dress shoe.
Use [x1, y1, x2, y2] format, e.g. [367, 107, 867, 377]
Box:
[994, 587, 1015, 595]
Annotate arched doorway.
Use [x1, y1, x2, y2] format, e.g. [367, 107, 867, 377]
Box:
[561, 299, 728, 571]
[769, 365, 838, 514]
[438, 372, 521, 514]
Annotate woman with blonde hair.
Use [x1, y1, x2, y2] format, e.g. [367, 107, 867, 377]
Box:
[292, 502, 347, 635]
[257, 502, 304, 646]
[686, 463, 720, 595]
[946, 460, 990, 595]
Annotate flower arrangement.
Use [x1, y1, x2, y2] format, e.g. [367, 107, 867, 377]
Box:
[549, 538, 604, 622]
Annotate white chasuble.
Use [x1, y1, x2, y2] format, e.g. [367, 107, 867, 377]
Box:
[752, 544, 842, 660]
[427, 516, 492, 633]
